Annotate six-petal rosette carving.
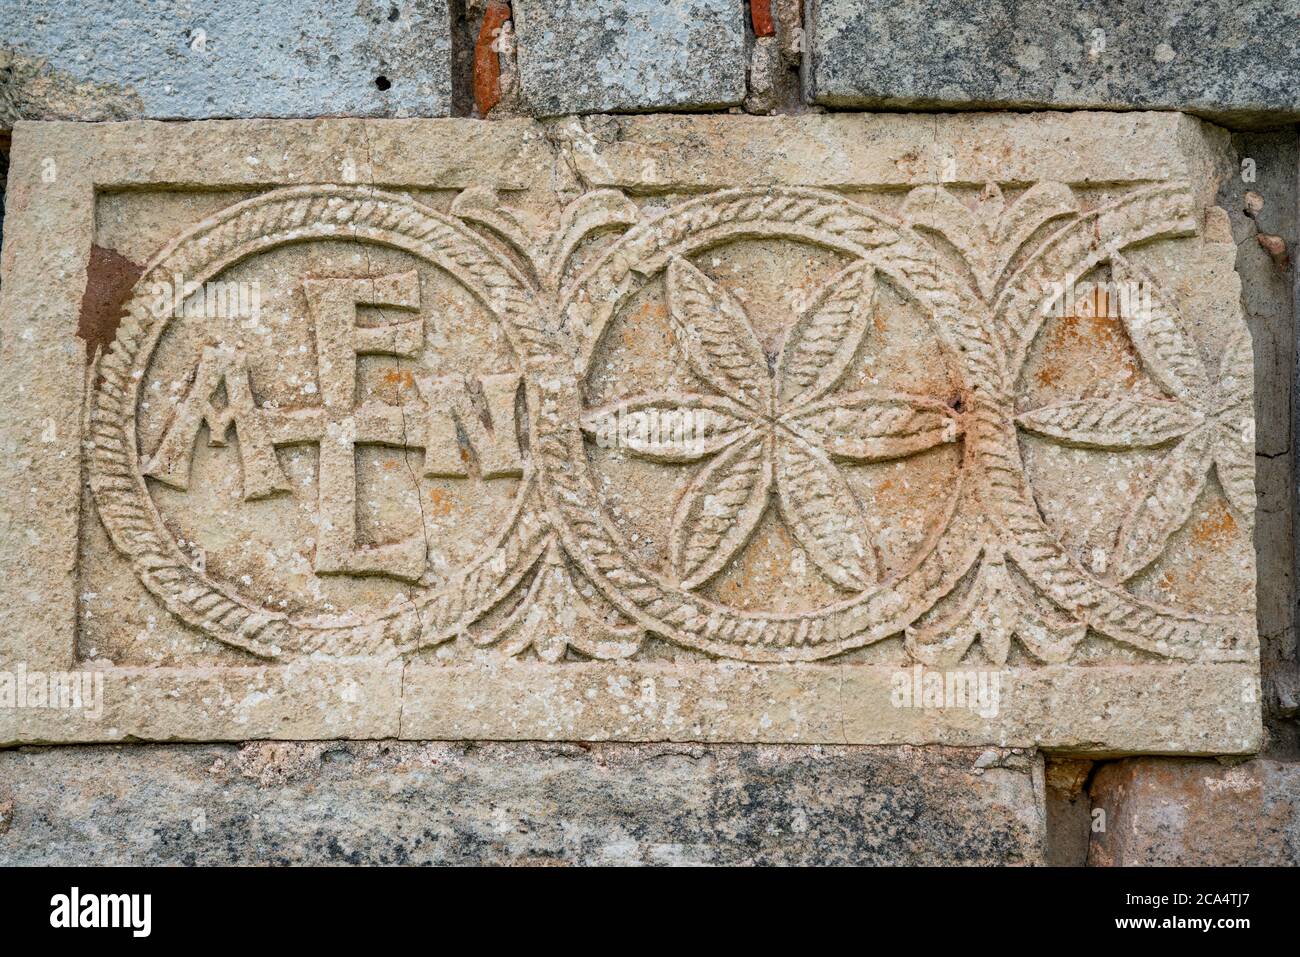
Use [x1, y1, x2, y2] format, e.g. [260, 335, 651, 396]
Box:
[1017, 256, 1254, 582]
[582, 256, 962, 592]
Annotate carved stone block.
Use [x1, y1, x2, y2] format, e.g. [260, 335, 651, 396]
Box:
[0, 113, 1261, 751]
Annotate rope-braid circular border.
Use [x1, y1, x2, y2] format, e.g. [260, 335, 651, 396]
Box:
[88, 185, 551, 660]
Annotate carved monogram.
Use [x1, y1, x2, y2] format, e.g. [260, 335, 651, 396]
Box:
[87, 180, 1256, 667]
[144, 271, 522, 581]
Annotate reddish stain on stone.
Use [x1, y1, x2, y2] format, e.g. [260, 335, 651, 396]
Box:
[428, 487, 453, 517]
[751, 0, 776, 37]
[77, 244, 144, 361]
[1258, 233, 1290, 271]
[474, 2, 512, 117]
[1190, 500, 1238, 547]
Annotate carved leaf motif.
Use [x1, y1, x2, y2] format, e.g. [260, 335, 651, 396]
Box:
[546, 189, 640, 289]
[776, 262, 876, 407]
[1110, 256, 1211, 401]
[580, 393, 754, 463]
[986, 182, 1078, 277]
[1217, 326, 1254, 408]
[1211, 328, 1254, 527]
[774, 433, 875, 590]
[1016, 396, 1202, 449]
[671, 432, 773, 590]
[1002, 560, 1088, 664]
[665, 257, 772, 412]
[476, 540, 643, 662]
[905, 557, 1016, 665]
[902, 186, 993, 295]
[905, 557, 1086, 666]
[1213, 421, 1255, 528]
[1112, 427, 1215, 581]
[787, 391, 961, 461]
[1011, 603, 1088, 665]
[902, 182, 1078, 300]
[450, 186, 538, 261]
[452, 186, 640, 292]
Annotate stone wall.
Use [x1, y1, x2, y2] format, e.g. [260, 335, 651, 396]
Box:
[0, 0, 1297, 866]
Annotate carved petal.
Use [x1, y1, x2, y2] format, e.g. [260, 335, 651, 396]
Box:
[478, 540, 643, 662]
[776, 261, 876, 407]
[907, 557, 1087, 666]
[774, 433, 875, 590]
[672, 432, 773, 590]
[1017, 396, 1202, 449]
[449, 186, 538, 260]
[666, 256, 772, 411]
[786, 391, 961, 462]
[905, 558, 1016, 666]
[988, 182, 1078, 276]
[1213, 420, 1255, 528]
[902, 185, 993, 295]
[1110, 255, 1212, 401]
[1112, 427, 1215, 581]
[1014, 609, 1088, 665]
[581, 393, 754, 463]
[1005, 561, 1088, 664]
[1217, 326, 1254, 409]
[546, 189, 640, 289]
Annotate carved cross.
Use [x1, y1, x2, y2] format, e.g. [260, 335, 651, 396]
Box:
[144, 270, 522, 583]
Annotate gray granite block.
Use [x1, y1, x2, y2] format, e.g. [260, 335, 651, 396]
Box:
[0, 743, 1045, 865]
[806, 0, 1300, 127]
[0, 0, 452, 122]
[512, 0, 747, 117]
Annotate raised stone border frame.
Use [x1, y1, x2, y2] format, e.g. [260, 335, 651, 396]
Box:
[0, 114, 1269, 754]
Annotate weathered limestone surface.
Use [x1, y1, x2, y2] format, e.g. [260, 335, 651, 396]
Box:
[511, 0, 747, 116]
[1089, 757, 1300, 865]
[806, 0, 1300, 127]
[0, 113, 1262, 752]
[0, 742, 1045, 865]
[0, 0, 453, 122]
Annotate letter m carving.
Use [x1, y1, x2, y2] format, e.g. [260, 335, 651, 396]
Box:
[143, 346, 289, 500]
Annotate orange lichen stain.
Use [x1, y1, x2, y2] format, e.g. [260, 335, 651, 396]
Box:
[895, 150, 923, 177]
[382, 368, 416, 391]
[1034, 363, 1063, 388]
[1033, 296, 1142, 391]
[873, 309, 887, 333]
[713, 523, 803, 610]
[622, 301, 668, 348]
[427, 488, 453, 518]
[869, 472, 916, 518]
[382, 460, 398, 470]
[1190, 500, 1238, 548]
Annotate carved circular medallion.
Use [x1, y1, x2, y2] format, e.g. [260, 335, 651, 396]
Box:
[89, 186, 551, 659]
[541, 187, 983, 661]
